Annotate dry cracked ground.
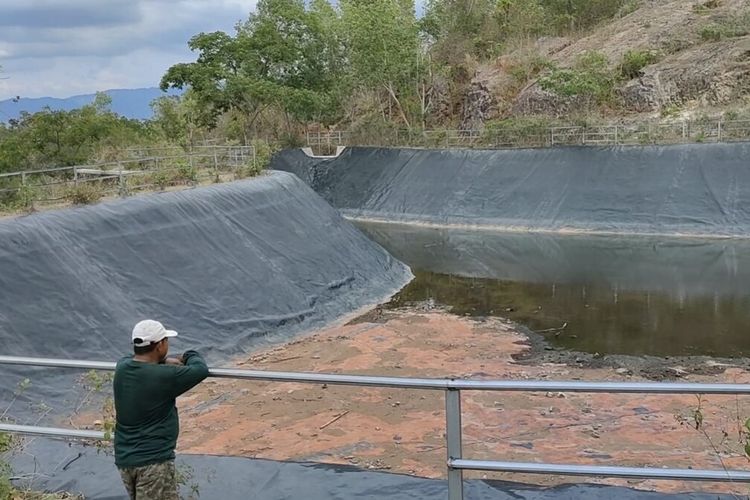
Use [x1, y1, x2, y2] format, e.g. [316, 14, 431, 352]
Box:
[166, 308, 750, 497]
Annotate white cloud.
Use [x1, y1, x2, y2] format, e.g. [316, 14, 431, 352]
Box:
[0, 0, 258, 99]
[0, 0, 429, 99]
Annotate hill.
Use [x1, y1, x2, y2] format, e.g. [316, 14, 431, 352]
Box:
[461, 0, 750, 127]
[0, 87, 182, 122]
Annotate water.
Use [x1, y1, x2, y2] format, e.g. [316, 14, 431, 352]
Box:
[356, 221, 750, 358]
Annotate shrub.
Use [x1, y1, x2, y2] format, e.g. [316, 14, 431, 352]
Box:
[700, 12, 750, 41]
[0, 184, 36, 213]
[700, 24, 725, 41]
[619, 49, 659, 79]
[237, 139, 274, 179]
[483, 117, 556, 147]
[693, 0, 720, 14]
[151, 170, 171, 190]
[539, 51, 616, 104]
[68, 183, 103, 205]
[175, 160, 198, 183]
[508, 54, 553, 86]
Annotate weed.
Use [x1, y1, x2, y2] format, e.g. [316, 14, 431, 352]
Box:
[699, 12, 750, 41]
[660, 103, 682, 118]
[539, 51, 617, 106]
[693, 0, 721, 14]
[68, 183, 103, 205]
[176, 161, 198, 184]
[151, 170, 171, 190]
[176, 463, 200, 500]
[507, 54, 553, 86]
[619, 50, 659, 79]
[237, 139, 274, 179]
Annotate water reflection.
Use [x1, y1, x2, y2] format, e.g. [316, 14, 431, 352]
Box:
[357, 222, 750, 357]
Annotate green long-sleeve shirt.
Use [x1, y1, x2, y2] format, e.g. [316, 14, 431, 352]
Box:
[113, 350, 209, 468]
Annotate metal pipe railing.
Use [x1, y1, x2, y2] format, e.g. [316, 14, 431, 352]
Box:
[2, 355, 750, 500]
[0, 423, 104, 440]
[449, 459, 750, 482]
[3, 356, 750, 393]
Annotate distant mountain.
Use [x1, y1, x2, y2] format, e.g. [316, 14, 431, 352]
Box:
[0, 87, 183, 122]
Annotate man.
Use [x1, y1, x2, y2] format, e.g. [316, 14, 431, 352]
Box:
[114, 319, 209, 500]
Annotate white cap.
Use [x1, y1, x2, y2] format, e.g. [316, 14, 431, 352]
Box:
[132, 319, 178, 347]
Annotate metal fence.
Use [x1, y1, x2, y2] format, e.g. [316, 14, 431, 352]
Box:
[0, 146, 255, 210]
[306, 119, 750, 150]
[1, 355, 750, 499]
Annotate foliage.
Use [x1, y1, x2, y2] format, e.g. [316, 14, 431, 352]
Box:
[507, 53, 554, 86]
[539, 51, 616, 105]
[0, 97, 153, 174]
[0, 181, 35, 213]
[161, 0, 349, 136]
[176, 161, 198, 184]
[699, 12, 750, 41]
[150, 93, 203, 149]
[618, 49, 659, 79]
[693, 0, 721, 14]
[340, 0, 423, 128]
[67, 182, 104, 205]
[236, 139, 274, 178]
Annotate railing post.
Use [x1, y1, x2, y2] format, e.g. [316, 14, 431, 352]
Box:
[718, 121, 723, 142]
[445, 388, 464, 500]
[213, 149, 219, 182]
[118, 162, 127, 197]
[21, 171, 27, 187]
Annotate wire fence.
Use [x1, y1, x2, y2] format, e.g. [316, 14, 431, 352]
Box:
[0, 146, 256, 212]
[306, 119, 750, 150]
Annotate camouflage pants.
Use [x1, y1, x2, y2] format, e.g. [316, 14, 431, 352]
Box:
[118, 459, 178, 500]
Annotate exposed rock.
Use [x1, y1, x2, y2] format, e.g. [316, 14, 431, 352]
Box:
[460, 37, 572, 128]
[462, 0, 750, 123]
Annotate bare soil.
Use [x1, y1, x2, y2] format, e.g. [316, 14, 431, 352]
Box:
[175, 306, 750, 496]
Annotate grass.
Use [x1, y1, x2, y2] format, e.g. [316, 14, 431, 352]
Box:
[699, 11, 750, 41]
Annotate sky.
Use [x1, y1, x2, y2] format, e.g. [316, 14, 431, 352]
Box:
[0, 0, 260, 100]
[0, 0, 427, 101]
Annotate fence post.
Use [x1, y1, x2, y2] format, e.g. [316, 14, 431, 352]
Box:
[682, 121, 687, 141]
[718, 121, 723, 142]
[118, 162, 127, 197]
[446, 388, 464, 500]
[73, 167, 78, 187]
[213, 149, 219, 182]
[21, 172, 27, 187]
[614, 125, 619, 145]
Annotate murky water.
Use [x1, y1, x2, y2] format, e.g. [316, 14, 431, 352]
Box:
[357, 221, 750, 358]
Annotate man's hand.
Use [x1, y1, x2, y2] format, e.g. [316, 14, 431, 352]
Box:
[164, 356, 184, 366]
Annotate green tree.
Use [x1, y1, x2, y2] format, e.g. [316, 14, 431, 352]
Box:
[0, 103, 150, 173]
[151, 92, 203, 148]
[160, 0, 347, 137]
[340, 0, 421, 128]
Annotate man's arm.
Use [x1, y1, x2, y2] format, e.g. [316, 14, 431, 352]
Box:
[172, 350, 209, 397]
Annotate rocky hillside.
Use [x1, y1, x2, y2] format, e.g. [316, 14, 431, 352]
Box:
[462, 0, 750, 127]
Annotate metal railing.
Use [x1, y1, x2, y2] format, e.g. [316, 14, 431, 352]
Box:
[306, 119, 750, 150]
[0, 146, 256, 210]
[2, 355, 750, 499]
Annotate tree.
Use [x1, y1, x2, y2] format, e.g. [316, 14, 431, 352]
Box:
[151, 92, 203, 148]
[160, 0, 347, 138]
[0, 103, 149, 173]
[340, 0, 422, 128]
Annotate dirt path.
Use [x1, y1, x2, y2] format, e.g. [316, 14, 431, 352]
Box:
[176, 308, 750, 495]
